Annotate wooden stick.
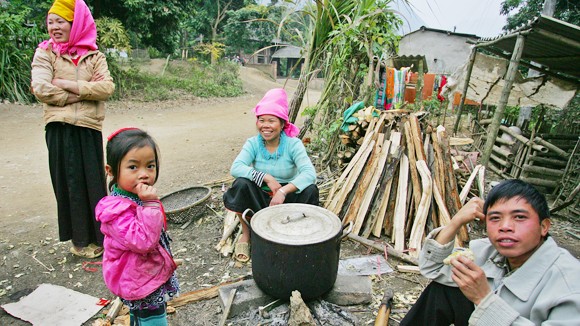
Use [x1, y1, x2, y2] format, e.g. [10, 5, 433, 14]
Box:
[478, 166, 486, 199]
[407, 160, 433, 258]
[168, 275, 251, 308]
[218, 288, 237, 326]
[459, 164, 482, 205]
[393, 154, 409, 252]
[214, 212, 240, 251]
[347, 233, 418, 265]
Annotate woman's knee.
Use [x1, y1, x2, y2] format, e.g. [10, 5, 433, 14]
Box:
[297, 184, 319, 205]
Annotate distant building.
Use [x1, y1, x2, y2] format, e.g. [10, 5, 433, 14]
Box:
[398, 26, 479, 75]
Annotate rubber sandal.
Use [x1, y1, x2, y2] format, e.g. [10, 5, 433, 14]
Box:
[70, 244, 103, 259]
[234, 242, 250, 263]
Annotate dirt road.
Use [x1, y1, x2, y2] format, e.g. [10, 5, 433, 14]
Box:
[0, 66, 324, 325]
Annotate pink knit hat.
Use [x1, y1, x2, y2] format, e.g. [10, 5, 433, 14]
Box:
[253, 88, 300, 137]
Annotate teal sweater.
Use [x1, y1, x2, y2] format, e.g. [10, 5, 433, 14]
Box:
[230, 132, 316, 192]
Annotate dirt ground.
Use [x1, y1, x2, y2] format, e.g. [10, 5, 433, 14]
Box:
[0, 63, 579, 325]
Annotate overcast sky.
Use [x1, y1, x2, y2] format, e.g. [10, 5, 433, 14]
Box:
[399, 0, 508, 37]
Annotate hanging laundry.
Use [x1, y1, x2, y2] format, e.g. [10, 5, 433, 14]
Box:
[437, 75, 448, 102]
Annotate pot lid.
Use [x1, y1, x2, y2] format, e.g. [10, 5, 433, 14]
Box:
[250, 203, 342, 245]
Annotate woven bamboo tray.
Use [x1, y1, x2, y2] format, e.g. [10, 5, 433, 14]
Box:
[160, 186, 212, 224]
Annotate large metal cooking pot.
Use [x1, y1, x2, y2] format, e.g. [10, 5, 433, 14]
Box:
[242, 204, 352, 300]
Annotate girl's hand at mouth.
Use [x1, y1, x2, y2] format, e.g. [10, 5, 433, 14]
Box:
[135, 183, 158, 201]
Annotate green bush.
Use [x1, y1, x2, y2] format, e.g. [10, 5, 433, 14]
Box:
[0, 10, 45, 103]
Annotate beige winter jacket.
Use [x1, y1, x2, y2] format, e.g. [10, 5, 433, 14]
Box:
[31, 47, 115, 131]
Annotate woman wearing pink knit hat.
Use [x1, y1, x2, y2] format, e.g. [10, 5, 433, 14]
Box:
[31, 0, 114, 259]
[223, 88, 319, 263]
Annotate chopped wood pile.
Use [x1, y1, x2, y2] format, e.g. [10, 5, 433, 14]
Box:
[325, 109, 479, 258]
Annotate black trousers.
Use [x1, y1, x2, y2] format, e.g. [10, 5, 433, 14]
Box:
[223, 177, 320, 214]
[45, 123, 106, 247]
[400, 281, 475, 326]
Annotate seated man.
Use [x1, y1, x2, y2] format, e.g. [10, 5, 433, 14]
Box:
[401, 179, 580, 325]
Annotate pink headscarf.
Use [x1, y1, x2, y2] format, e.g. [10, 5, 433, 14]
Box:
[38, 0, 98, 57]
[253, 88, 300, 138]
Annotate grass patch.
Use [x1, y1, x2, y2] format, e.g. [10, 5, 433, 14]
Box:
[109, 57, 244, 101]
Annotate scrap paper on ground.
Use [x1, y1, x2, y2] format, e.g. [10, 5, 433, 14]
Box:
[338, 255, 393, 276]
[1, 283, 104, 326]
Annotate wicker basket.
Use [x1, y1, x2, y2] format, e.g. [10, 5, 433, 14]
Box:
[160, 186, 212, 224]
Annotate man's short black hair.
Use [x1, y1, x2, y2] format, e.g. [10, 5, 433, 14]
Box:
[483, 179, 550, 221]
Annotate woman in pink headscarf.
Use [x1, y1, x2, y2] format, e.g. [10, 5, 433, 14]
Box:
[31, 0, 115, 259]
[223, 88, 319, 263]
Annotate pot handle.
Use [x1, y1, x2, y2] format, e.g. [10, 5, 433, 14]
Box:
[240, 208, 254, 229]
[340, 221, 354, 240]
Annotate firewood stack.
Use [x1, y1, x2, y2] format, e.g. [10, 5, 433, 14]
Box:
[337, 106, 378, 167]
[326, 109, 474, 258]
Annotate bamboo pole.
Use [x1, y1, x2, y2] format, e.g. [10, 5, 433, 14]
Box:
[481, 34, 526, 166]
[522, 164, 565, 177]
[453, 47, 477, 134]
[534, 137, 569, 158]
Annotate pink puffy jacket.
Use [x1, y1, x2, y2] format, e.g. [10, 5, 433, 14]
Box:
[96, 196, 177, 300]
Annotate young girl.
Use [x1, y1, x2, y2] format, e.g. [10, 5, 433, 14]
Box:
[96, 127, 179, 325]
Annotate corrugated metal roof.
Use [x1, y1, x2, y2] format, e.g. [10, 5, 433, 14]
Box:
[272, 45, 303, 59]
[391, 55, 429, 73]
[475, 15, 580, 84]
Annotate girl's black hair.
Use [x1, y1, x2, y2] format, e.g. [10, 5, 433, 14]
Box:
[105, 129, 160, 191]
[483, 179, 550, 221]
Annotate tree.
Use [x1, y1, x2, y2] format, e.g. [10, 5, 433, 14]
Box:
[223, 4, 277, 56]
[88, 0, 192, 54]
[500, 0, 579, 30]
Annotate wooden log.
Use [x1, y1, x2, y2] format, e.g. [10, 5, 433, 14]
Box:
[408, 160, 433, 258]
[350, 138, 391, 235]
[522, 164, 565, 177]
[459, 165, 482, 205]
[383, 168, 399, 237]
[409, 115, 426, 161]
[328, 139, 376, 216]
[393, 154, 409, 252]
[432, 128, 446, 202]
[326, 131, 375, 207]
[404, 120, 422, 213]
[371, 132, 402, 237]
[438, 126, 469, 245]
[347, 233, 418, 265]
[534, 137, 569, 158]
[168, 275, 251, 308]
